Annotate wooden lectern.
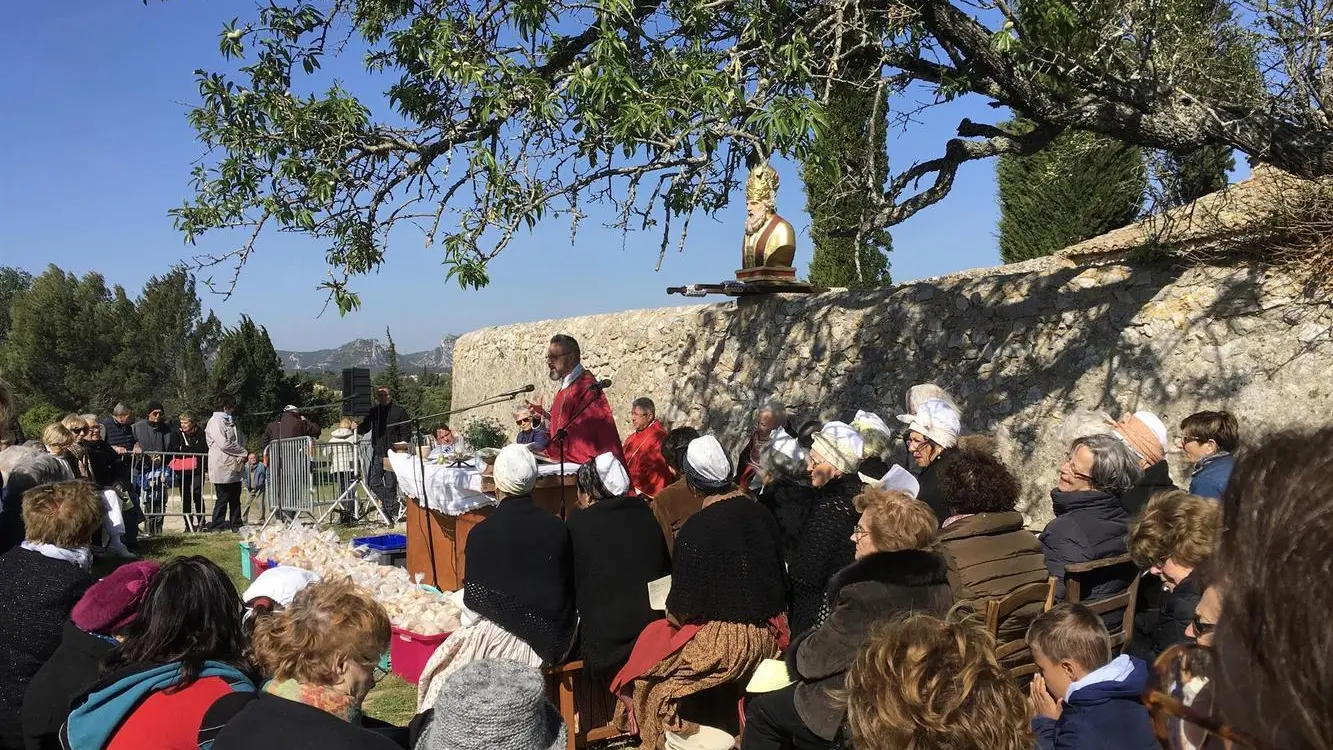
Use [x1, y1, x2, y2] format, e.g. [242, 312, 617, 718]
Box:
[404, 472, 578, 591]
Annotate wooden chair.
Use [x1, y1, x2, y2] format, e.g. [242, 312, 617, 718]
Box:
[983, 579, 1056, 681]
[1060, 553, 1142, 652]
[543, 661, 629, 750]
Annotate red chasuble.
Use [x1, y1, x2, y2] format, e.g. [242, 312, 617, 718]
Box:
[546, 371, 625, 466]
[624, 419, 672, 497]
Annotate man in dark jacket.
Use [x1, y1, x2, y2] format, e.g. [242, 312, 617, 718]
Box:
[261, 406, 322, 451]
[130, 400, 173, 535]
[357, 387, 411, 519]
[100, 404, 140, 546]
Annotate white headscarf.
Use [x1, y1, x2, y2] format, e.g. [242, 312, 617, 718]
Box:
[494, 444, 539, 496]
[809, 421, 865, 475]
[593, 452, 630, 497]
[878, 464, 921, 498]
[851, 410, 892, 440]
[684, 435, 732, 491]
[242, 566, 321, 609]
[762, 427, 807, 478]
[906, 384, 961, 417]
[896, 399, 962, 449]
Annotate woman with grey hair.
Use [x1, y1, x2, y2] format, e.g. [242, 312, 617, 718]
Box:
[0, 448, 75, 554]
[1040, 434, 1143, 621]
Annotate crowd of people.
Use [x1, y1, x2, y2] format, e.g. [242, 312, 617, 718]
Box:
[0, 332, 1325, 750]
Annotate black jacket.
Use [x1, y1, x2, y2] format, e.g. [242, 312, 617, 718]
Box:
[21, 622, 115, 750]
[357, 402, 411, 457]
[261, 413, 322, 451]
[0, 549, 92, 750]
[667, 494, 787, 625]
[463, 496, 576, 663]
[1119, 460, 1177, 517]
[788, 474, 862, 635]
[99, 419, 135, 451]
[566, 496, 671, 680]
[209, 693, 403, 750]
[130, 419, 173, 455]
[916, 451, 953, 524]
[80, 441, 120, 489]
[786, 550, 953, 740]
[1128, 572, 1203, 662]
[1041, 489, 1131, 626]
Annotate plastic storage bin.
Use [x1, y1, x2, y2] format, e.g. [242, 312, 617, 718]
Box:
[388, 585, 452, 684]
[353, 533, 408, 568]
[389, 626, 450, 685]
[239, 542, 257, 580]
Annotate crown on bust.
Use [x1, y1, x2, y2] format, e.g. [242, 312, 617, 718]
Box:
[746, 163, 780, 205]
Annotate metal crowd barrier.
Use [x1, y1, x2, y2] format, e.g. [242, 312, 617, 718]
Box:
[261, 436, 315, 526]
[309, 438, 394, 525]
[124, 450, 215, 533]
[117, 440, 396, 534]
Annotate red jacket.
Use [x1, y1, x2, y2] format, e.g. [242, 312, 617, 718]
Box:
[546, 371, 624, 466]
[624, 420, 672, 497]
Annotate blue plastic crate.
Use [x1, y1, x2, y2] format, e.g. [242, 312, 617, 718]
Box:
[352, 533, 407, 552]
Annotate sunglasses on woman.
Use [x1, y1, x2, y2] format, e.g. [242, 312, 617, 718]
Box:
[1145, 643, 1268, 749]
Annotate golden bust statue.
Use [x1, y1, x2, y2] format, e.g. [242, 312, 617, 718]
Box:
[742, 163, 796, 270]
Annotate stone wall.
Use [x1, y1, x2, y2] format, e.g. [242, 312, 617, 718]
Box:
[451, 256, 1333, 525]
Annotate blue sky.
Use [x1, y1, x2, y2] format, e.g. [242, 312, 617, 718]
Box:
[3, 1, 1013, 352]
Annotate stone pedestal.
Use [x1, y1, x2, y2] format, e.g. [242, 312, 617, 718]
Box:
[736, 266, 797, 284]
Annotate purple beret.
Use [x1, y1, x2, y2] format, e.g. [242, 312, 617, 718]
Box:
[71, 561, 161, 635]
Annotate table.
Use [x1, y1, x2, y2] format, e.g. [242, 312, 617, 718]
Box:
[391, 452, 580, 590]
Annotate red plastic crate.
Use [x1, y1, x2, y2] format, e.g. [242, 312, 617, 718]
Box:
[389, 626, 450, 685]
[249, 556, 276, 578]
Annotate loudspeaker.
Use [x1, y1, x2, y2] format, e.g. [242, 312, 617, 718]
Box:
[342, 367, 372, 417]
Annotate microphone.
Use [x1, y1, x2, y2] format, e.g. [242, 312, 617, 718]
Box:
[593, 379, 612, 391]
[492, 384, 536, 398]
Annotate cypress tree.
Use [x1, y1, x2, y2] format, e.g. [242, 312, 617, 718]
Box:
[997, 124, 1147, 263]
[802, 49, 892, 288]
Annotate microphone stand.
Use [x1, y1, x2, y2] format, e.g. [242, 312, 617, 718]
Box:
[383, 391, 528, 587]
[552, 381, 609, 521]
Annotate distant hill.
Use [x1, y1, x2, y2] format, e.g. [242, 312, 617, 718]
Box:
[277, 335, 457, 373]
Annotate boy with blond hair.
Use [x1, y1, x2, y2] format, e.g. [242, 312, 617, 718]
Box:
[1027, 603, 1156, 749]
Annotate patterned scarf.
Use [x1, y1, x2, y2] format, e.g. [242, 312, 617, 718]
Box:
[263, 678, 362, 723]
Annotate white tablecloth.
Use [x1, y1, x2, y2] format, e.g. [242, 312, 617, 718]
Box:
[387, 452, 579, 516]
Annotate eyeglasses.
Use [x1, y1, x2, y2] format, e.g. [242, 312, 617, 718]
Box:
[851, 525, 869, 539]
[1061, 453, 1094, 482]
[516, 418, 531, 426]
[71, 427, 87, 434]
[545, 351, 568, 362]
[1188, 614, 1216, 638]
[1145, 643, 1267, 749]
[902, 433, 936, 451]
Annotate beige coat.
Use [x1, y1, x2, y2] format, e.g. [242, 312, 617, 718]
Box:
[206, 411, 247, 484]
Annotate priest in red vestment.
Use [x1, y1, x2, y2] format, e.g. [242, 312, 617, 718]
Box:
[623, 397, 672, 497]
[530, 334, 624, 466]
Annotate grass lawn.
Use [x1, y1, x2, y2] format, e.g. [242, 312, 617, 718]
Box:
[97, 529, 420, 726]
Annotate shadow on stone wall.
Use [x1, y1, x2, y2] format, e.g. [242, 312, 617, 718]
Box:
[452, 258, 1332, 523]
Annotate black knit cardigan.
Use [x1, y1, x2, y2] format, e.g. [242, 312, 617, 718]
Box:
[463, 496, 577, 663]
[666, 494, 787, 625]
